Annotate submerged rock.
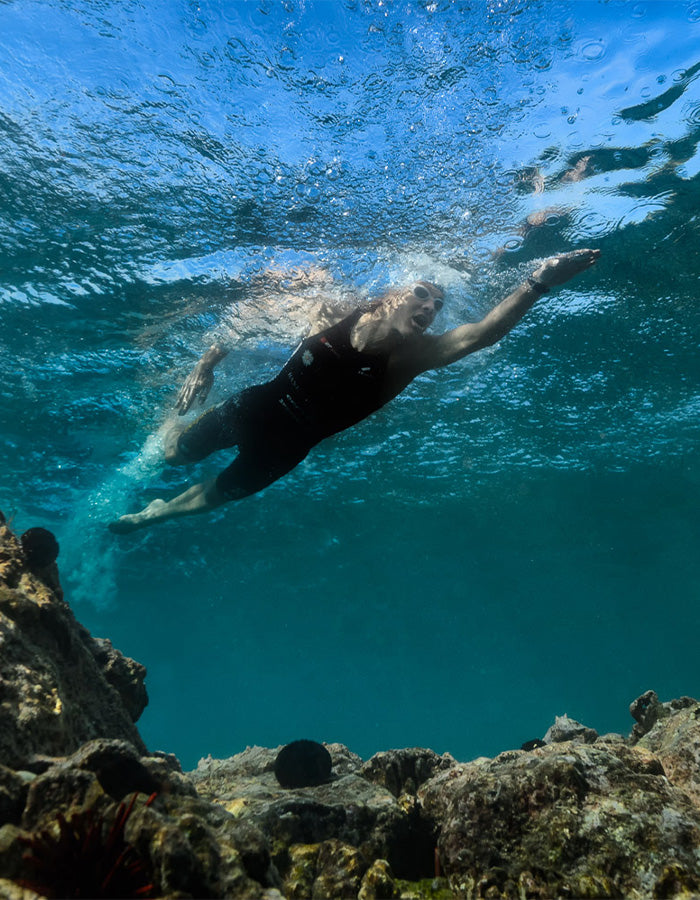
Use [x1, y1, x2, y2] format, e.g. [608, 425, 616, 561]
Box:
[191, 744, 444, 891]
[6, 519, 700, 898]
[0, 759, 277, 899]
[542, 713, 599, 745]
[630, 688, 668, 739]
[360, 748, 455, 798]
[0, 521, 147, 767]
[635, 696, 700, 806]
[420, 739, 700, 898]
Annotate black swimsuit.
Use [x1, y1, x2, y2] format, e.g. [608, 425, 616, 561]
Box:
[178, 309, 391, 499]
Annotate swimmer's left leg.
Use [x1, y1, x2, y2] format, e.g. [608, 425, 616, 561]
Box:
[109, 443, 311, 534]
[109, 477, 227, 533]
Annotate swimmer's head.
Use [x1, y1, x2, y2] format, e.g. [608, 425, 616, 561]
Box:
[372, 281, 445, 337]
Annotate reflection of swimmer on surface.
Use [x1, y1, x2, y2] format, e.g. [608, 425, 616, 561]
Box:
[497, 156, 594, 254]
[217, 265, 359, 343]
[109, 249, 600, 534]
[525, 155, 592, 225]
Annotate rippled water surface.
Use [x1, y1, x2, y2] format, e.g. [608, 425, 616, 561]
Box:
[2, 0, 700, 766]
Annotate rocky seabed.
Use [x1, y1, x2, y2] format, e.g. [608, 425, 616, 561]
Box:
[1, 518, 699, 899]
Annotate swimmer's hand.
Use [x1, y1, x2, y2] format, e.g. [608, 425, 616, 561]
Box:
[175, 360, 215, 415]
[532, 248, 600, 289]
[175, 344, 229, 415]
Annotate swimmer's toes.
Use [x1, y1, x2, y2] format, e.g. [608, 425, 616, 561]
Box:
[108, 517, 140, 535]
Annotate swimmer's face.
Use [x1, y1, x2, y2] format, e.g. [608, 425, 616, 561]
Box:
[387, 282, 445, 337]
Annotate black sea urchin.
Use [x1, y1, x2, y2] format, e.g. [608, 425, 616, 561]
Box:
[20, 527, 60, 568]
[274, 739, 332, 788]
[18, 793, 156, 899]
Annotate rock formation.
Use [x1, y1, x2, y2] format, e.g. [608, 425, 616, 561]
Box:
[2, 517, 700, 898]
[0, 519, 146, 767]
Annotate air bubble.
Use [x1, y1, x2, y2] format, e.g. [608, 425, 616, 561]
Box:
[503, 236, 523, 252]
[581, 41, 605, 61]
[569, 209, 617, 240]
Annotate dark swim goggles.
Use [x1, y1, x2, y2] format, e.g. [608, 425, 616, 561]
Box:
[412, 283, 444, 311]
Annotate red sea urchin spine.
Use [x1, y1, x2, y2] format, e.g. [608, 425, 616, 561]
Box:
[17, 791, 158, 899]
[99, 792, 158, 897]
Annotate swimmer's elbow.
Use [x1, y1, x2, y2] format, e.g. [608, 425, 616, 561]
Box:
[431, 324, 494, 366]
[472, 328, 504, 350]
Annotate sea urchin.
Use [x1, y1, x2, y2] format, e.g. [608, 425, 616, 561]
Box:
[17, 792, 157, 899]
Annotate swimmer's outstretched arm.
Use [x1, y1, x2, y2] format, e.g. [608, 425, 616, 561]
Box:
[108, 477, 227, 534]
[175, 344, 229, 415]
[414, 248, 600, 372]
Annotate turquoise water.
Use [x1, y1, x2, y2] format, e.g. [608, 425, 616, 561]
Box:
[2, 0, 700, 768]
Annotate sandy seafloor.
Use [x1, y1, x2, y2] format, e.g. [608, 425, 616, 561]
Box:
[1, 0, 700, 768]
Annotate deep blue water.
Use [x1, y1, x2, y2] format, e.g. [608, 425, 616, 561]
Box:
[2, 0, 700, 769]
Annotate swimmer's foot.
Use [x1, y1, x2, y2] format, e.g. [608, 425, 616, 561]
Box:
[108, 499, 169, 534]
[108, 515, 145, 534]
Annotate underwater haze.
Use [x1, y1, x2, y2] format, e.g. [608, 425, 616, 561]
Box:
[2, 0, 700, 768]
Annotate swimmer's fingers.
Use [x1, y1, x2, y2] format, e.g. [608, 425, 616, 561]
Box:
[175, 363, 214, 415]
[175, 377, 196, 415]
[533, 248, 600, 289]
[195, 367, 214, 404]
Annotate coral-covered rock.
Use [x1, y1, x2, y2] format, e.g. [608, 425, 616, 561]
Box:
[191, 745, 441, 888]
[0, 522, 147, 767]
[420, 739, 700, 898]
[62, 739, 164, 801]
[21, 767, 107, 831]
[313, 839, 368, 898]
[192, 748, 400, 855]
[358, 858, 400, 900]
[90, 638, 148, 722]
[0, 750, 279, 899]
[629, 688, 669, 740]
[0, 768, 27, 829]
[0, 877, 42, 900]
[360, 748, 456, 798]
[542, 713, 598, 745]
[636, 697, 700, 805]
[3, 528, 700, 900]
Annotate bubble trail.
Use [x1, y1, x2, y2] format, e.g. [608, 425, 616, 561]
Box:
[60, 421, 173, 608]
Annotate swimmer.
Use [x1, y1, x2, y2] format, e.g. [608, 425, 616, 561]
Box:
[109, 249, 600, 533]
